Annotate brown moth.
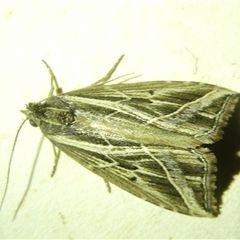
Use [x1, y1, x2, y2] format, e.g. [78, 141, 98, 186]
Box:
[14, 55, 240, 217]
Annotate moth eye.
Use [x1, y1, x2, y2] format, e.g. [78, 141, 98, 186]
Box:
[29, 119, 40, 127]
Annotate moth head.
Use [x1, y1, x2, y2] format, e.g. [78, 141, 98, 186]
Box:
[21, 102, 42, 127]
[21, 102, 76, 127]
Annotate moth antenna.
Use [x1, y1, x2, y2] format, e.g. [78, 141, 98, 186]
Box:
[0, 118, 28, 213]
[1, 60, 62, 220]
[12, 136, 44, 221]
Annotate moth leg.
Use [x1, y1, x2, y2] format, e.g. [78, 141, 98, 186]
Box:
[90, 54, 125, 87]
[42, 59, 63, 95]
[51, 145, 61, 177]
[104, 179, 111, 193]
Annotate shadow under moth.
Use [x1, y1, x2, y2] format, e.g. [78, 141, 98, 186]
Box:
[6, 55, 240, 218]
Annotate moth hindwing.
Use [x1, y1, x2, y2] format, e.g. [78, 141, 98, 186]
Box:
[22, 55, 240, 217]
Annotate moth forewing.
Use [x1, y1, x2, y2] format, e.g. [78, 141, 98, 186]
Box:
[22, 56, 240, 218]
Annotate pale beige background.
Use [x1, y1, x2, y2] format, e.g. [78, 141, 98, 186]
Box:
[0, 1, 240, 239]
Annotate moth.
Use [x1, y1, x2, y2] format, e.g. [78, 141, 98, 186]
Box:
[20, 55, 240, 217]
